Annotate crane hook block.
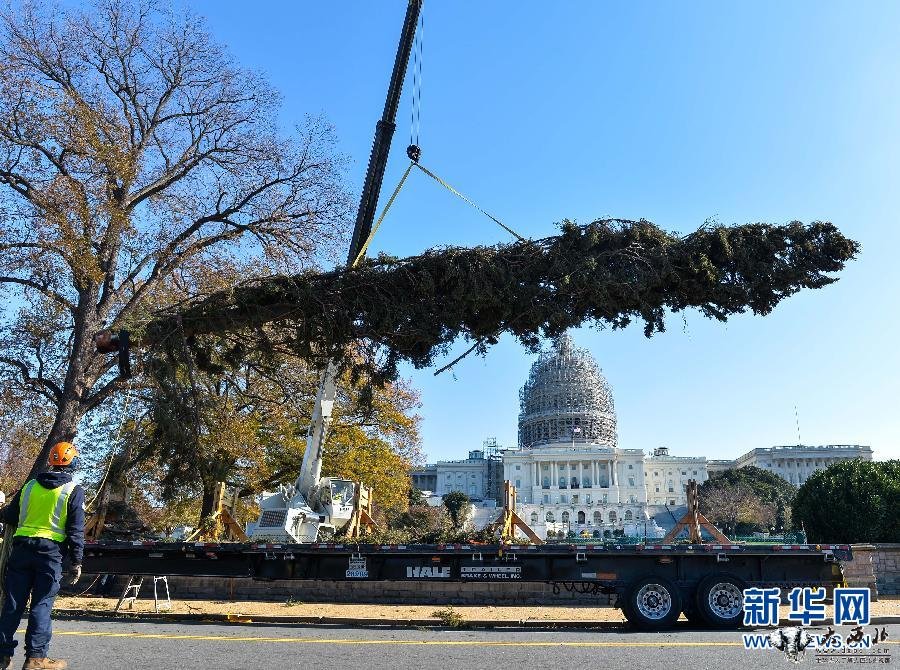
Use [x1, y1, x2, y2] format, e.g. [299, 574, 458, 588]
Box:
[406, 144, 421, 163]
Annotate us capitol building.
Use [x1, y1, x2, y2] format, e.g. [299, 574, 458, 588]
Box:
[503, 334, 664, 539]
[411, 334, 873, 540]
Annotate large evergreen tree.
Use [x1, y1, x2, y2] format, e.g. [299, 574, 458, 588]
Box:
[793, 460, 900, 543]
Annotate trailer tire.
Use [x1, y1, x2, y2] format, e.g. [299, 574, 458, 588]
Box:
[622, 576, 682, 630]
[695, 574, 745, 629]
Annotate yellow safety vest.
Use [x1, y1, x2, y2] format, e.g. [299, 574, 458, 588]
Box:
[14, 479, 76, 542]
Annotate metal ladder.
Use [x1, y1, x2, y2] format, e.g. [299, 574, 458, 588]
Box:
[114, 575, 171, 613]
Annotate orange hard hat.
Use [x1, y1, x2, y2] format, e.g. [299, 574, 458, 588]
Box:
[48, 441, 78, 467]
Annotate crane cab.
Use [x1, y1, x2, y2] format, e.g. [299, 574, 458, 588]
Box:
[318, 478, 356, 533]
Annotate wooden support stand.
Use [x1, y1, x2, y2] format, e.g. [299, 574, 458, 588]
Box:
[84, 475, 130, 542]
[661, 479, 731, 544]
[491, 481, 543, 544]
[187, 482, 249, 543]
[345, 483, 378, 540]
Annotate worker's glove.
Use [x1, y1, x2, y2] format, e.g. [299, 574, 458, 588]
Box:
[67, 565, 82, 585]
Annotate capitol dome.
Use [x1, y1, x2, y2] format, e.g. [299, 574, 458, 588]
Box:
[518, 334, 617, 448]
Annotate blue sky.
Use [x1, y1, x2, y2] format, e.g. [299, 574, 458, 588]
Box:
[192, 1, 899, 463]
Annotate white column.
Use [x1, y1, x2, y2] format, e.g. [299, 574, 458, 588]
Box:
[612, 460, 618, 486]
[592, 461, 597, 487]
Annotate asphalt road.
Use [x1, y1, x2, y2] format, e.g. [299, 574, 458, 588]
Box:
[9, 619, 896, 670]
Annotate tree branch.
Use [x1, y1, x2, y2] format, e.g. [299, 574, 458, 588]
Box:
[82, 376, 126, 413]
[0, 276, 75, 311]
[0, 355, 63, 403]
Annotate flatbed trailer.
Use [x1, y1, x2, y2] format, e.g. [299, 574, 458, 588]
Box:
[83, 541, 851, 630]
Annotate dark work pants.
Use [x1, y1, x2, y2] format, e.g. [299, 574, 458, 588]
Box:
[0, 538, 63, 658]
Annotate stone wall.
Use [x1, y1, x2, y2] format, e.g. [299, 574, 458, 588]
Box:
[154, 576, 617, 606]
[842, 544, 900, 598]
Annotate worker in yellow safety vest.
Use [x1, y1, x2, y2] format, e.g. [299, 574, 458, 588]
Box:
[0, 442, 85, 670]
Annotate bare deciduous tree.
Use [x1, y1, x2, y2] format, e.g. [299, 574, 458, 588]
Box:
[701, 483, 776, 535]
[0, 0, 350, 476]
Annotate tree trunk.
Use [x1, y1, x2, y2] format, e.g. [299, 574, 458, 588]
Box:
[28, 297, 99, 479]
[29, 397, 83, 480]
[200, 484, 217, 524]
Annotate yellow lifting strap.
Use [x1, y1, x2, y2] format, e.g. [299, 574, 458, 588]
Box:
[351, 162, 416, 267]
[413, 162, 526, 242]
[350, 160, 527, 268]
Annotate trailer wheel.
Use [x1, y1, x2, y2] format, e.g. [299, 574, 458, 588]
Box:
[622, 576, 682, 630]
[695, 574, 745, 629]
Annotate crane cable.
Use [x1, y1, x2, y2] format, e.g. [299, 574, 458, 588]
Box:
[409, 5, 424, 153]
[86, 377, 133, 513]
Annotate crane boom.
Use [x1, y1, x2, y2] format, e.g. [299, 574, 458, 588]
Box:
[248, 2, 423, 542]
[292, 0, 422, 501]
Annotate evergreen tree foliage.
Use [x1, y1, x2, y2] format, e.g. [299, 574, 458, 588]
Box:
[140, 219, 859, 385]
[792, 460, 900, 543]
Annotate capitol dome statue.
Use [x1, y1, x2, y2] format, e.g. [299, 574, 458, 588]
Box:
[518, 333, 617, 448]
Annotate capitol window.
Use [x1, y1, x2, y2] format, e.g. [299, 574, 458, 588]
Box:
[530, 512, 539, 525]
[577, 511, 586, 524]
[609, 510, 617, 523]
[546, 512, 555, 522]
[624, 510, 633, 521]
[561, 511, 570, 523]
[593, 511, 602, 524]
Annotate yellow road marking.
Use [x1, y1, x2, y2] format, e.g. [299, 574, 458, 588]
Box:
[15, 630, 895, 647]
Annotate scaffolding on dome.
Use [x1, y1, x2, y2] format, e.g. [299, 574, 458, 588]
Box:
[518, 334, 617, 448]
